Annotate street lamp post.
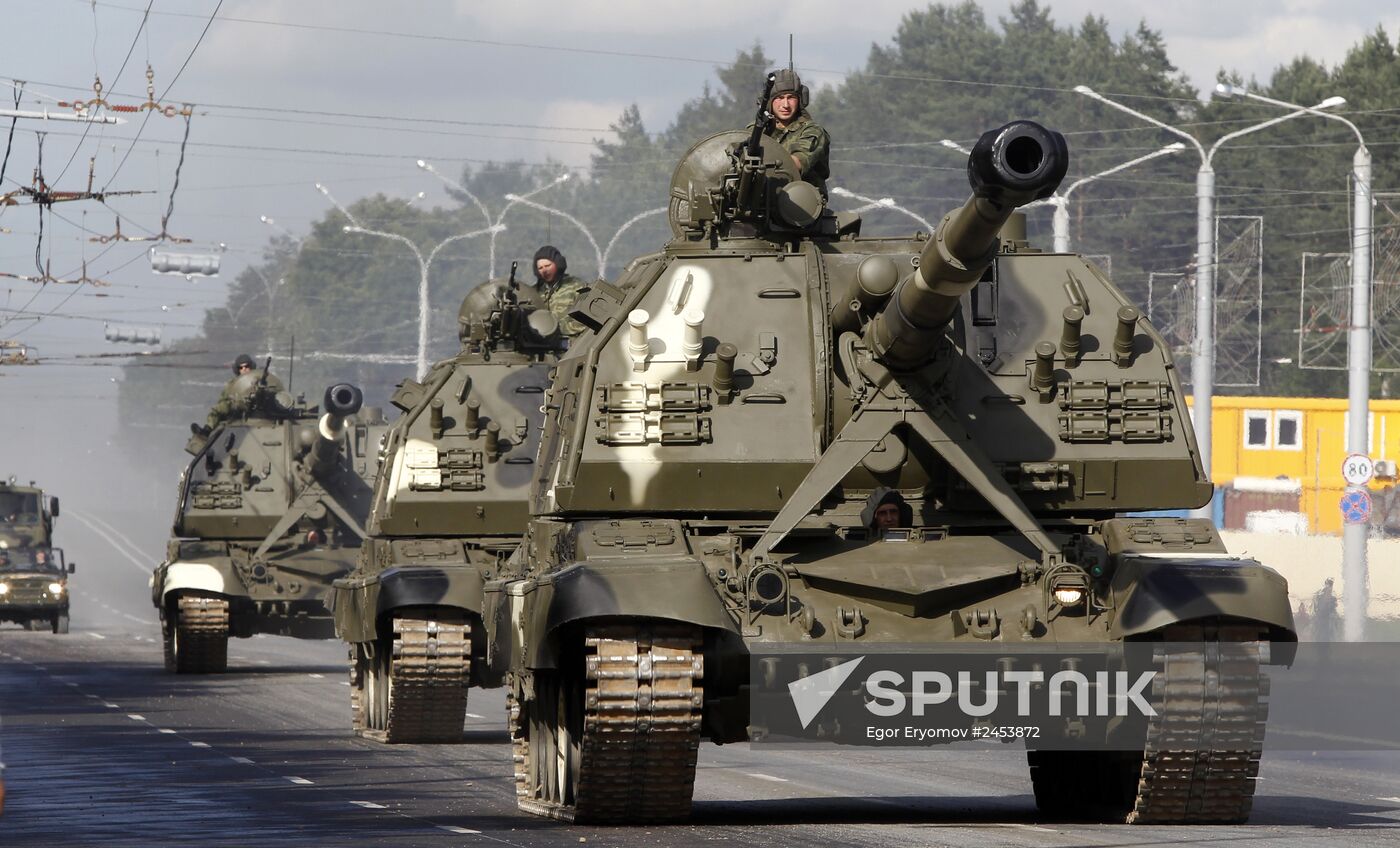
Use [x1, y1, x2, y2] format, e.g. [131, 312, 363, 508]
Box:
[418, 160, 570, 279]
[1074, 86, 1343, 506]
[1218, 84, 1371, 640]
[1027, 143, 1185, 253]
[316, 183, 503, 380]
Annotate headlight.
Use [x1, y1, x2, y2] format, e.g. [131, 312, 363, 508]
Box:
[48, 582, 65, 595]
[0, 582, 9, 595]
[1052, 587, 1085, 606]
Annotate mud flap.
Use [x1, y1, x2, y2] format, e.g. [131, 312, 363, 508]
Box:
[1108, 554, 1297, 645]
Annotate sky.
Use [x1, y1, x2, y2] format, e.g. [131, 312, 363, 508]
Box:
[0, 0, 1396, 492]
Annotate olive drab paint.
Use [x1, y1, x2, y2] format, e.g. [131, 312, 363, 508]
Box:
[488, 117, 1298, 825]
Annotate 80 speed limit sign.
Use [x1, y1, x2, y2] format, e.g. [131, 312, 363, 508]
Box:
[1342, 453, 1375, 486]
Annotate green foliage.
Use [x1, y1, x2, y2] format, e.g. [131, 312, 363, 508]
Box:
[122, 4, 1400, 442]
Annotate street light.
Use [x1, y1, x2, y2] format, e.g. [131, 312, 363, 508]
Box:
[418, 160, 570, 278]
[1026, 143, 1185, 253]
[1218, 83, 1370, 640]
[1074, 85, 1343, 502]
[317, 182, 504, 380]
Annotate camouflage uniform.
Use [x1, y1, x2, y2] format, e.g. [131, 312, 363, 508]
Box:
[207, 371, 285, 428]
[764, 113, 830, 193]
[543, 274, 587, 338]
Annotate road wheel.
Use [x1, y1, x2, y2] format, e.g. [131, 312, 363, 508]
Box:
[165, 595, 230, 673]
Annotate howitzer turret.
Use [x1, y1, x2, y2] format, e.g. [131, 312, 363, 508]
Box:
[864, 121, 1067, 370]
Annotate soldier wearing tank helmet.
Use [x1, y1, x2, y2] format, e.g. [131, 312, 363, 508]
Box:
[753, 68, 830, 195]
[204, 353, 285, 430]
[532, 245, 587, 338]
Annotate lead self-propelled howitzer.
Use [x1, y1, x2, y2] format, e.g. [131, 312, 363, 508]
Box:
[333, 267, 572, 742]
[489, 115, 1296, 825]
[154, 379, 387, 673]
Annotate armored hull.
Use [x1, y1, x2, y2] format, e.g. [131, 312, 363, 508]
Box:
[489, 119, 1296, 824]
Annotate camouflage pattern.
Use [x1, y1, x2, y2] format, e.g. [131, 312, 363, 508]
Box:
[765, 114, 830, 191]
[206, 371, 287, 428]
[0, 481, 55, 550]
[0, 545, 72, 633]
[543, 274, 587, 337]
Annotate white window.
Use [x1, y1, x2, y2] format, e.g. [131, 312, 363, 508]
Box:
[1274, 410, 1303, 451]
[1243, 410, 1271, 450]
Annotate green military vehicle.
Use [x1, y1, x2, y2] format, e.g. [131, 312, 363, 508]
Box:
[0, 478, 58, 551]
[487, 107, 1296, 824]
[0, 544, 74, 633]
[333, 269, 573, 742]
[153, 374, 388, 673]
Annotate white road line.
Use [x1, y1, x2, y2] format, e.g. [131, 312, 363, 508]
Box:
[437, 826, 480, 835]
[158, 729, 177, 734]
[1006, 824, 1061, 834]
[745, 773, 789, 782]
[88, 632, 106, 640]
[85, 694, 99, 699]
[190, 741, 210, 748]
[103, 703, 119, 709]
[230, 756, 254, 764]
[339, 681, 350, 686]
[127, 714, 146, 721]
[465, 713, 484, 719]
[67, 511, 153, 577]
[1379, 797, 1400, 804]
[350, 801, 386, 809]
[285, 776, 314, 785]
[308, 673, 325, 679]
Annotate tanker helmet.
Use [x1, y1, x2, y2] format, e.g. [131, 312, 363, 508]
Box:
[232, 353, 256, 374]
[769, 68, 809, 110]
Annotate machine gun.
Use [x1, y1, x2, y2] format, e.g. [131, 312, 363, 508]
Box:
[733, 72, 777, 213]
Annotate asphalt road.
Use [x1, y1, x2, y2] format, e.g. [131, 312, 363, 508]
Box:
[3, 506, 1400, 847]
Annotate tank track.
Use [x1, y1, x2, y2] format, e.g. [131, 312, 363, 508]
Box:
[360, 616, 471, 743]
[163, 596, 230, 674]
[1126, 622, 1269, 824]
[1027, 621, 1269, 824]
[508, 684, 529, 801]
[517, 624, 704, 823]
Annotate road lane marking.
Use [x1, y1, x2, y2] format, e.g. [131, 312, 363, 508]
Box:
[1379, 797, 1400, 804]
[350, 801, 386, 809]
[103, 703, 119, 709]
[339, 681, 350, 686]
[158, 729, 176, 734]
[308, 673, 325, 679]
[745, 773, 788, 782]
[230, 756, 255, 764]
[286, 776, 314, 785]
[190, 741, 210, 748]
[127, 714, 146, 721]
[466, 713, 484, 719]
[88, 632, 106, 640]
[437, 826, 481, 834]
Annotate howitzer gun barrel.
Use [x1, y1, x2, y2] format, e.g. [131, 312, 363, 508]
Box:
[864, 121, 1067, 370]
[311, 383, 364, 474]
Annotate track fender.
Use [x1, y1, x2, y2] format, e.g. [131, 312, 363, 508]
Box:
[332, 564, 485, 644]
[1109, 554, 1297, 643]
[510, 558, 737, 669]
[155, 559, 236, 607]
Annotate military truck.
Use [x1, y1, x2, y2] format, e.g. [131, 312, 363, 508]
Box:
[0, 544, 74, 633]
[153, 374, 387, 673]
[488, 109, 1296, 824]
[0, 478, 58, 550]
[334, 267, 577, 742]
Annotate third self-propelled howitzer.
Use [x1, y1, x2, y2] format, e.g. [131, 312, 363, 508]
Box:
[154, 379, 387, 673]
[488, 116, 1296, 825]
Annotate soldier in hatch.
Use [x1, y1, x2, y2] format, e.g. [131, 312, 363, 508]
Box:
[204, 354, 285, 430]
[862, 488, 913, 535]
[755, 68, 830, 195]
[532, 245, 587, 338]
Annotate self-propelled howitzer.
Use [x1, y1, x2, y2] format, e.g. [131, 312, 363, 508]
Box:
[153, 383, 386, 673]
[333, 270, 574, 742]
[490, 120, 1295, 825]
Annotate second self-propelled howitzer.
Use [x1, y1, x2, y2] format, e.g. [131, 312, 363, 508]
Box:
[154, 383, 387, 673]
[489, 119, 1296, 825]
[333, 266, 576, 743]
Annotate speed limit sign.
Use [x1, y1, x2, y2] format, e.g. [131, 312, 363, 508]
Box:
[1342, 453, 1375, 486]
